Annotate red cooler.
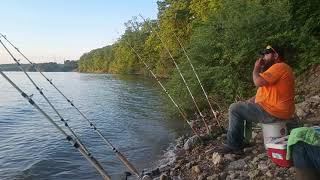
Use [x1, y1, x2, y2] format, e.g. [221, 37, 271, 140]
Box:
[265, 136, 292, 167]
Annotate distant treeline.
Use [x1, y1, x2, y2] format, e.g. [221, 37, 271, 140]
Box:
[0, 60, 78, 72]
[79, 0, 320, 110]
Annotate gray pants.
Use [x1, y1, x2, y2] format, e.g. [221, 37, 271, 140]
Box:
[227, 102, 279, 149]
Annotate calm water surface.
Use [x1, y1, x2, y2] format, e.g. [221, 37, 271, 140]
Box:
[0, 72, 186, 180]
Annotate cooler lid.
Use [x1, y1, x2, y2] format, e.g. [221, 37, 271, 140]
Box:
[265, 136, 288, 149]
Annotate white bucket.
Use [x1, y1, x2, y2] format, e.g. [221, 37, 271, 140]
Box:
[262, 122, 287, 149]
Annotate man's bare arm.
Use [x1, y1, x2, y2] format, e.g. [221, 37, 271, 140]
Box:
[253, 59, 269, 87]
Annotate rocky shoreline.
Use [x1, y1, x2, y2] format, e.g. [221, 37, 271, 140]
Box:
[146, 125, 296, 180]
[141, 65, 320, 180]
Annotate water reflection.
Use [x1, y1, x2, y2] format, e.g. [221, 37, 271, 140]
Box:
[0, 72, 187, 180]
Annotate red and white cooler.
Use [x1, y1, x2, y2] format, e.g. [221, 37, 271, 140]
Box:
[265, 136, 292, 167]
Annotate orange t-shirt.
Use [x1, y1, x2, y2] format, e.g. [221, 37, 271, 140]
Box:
[255, 62, 295, 119]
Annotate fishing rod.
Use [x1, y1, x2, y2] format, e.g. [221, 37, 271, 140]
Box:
[0, 69, 111, 180]
[0, 33, 142, 179]
[139, 15, 211, 134]
[0, 39, 91, 156]
[123, 39, 202, 141]
[171, 31, 222, 128]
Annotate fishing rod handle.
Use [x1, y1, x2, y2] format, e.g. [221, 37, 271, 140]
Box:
[83, 153, 111, 180]
[116, 151, 141, 179]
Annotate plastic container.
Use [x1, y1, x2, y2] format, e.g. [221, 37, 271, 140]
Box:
[262, 122, 287, 148]
[266, 136, 292, 167]
[266, 126, 320, 168]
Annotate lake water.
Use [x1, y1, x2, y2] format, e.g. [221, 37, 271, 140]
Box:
[0, 72, 186, 180]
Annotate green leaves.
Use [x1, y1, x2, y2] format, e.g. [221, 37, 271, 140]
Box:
[166, 0, 320, 108]
[78, 0, 320, 111]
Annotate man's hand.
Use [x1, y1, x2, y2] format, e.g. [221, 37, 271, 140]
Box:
[247, 96, 255, 103]
[253, 58, 268, 87]
[254, 58, 264, 69]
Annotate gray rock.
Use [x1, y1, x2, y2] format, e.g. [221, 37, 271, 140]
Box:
[275, 167, 287, 176]
[252, 157, 259, 164]
[184, 135, 199, 151]
[224, 154, 236, 161]
[257, 153, 267, 160]
[244, 156, 252, 161]
[172, 164, 180, 171]
[192, 165, 201, 174]
[212, 152, 222, 165]
[176, 136, 185, 147]
[258, 162, 269, 171]
[227, 170, 234, 175]
[185, 162, 192, 169]
[239, 171, 248, 178]
[206, 174, 219, 180]
[227, 159, 246, 170]
[170, 170, 177, 177]
[151, 168, 161, 176]
[208, 125, 215, 132]
[205, 148, 215, 154]
[268, 161, 277, 169]
[229, 172, 238, 179]
[198, 173, 207, 180]
[288, 167, 295, 174]
[159, 165, 171, 172]
[142, 175, 152, 180]
[248, 170, 260, 179]
[174, 149, 186, 158]
[310, 95, 320, 101]
[266, 170, 273, 177]
[171, 176, 181, 180]
[160, 173, 170, 180]
[296, 105, 308, 118]
[219, 172, 227, 179]
[247, 162, 256, 169]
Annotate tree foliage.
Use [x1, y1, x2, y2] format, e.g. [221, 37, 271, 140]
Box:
[1, 61, 78, 72]
[78, 0, 320, 111]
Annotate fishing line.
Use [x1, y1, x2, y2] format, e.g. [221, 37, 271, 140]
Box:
[123, 38, 202, 141]
[0, 38, 91, 155]
[0, 33, 142, 179]
[139, 15, 211, 134]
[170, 30, 222, 128]
[0, 68, 111, 180]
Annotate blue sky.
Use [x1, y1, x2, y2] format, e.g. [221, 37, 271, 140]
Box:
[0, 0, 158, 64]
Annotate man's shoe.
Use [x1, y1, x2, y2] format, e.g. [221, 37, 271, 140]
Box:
[213, 144, 243, 155]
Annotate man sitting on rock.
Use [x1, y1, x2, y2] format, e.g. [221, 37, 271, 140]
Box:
[215, 45, 295, 154]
